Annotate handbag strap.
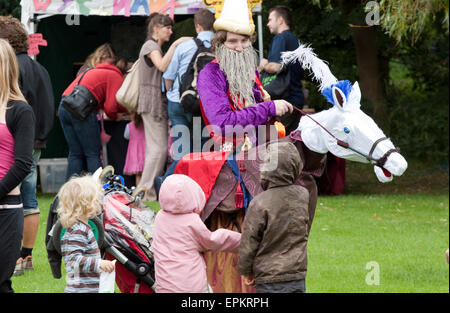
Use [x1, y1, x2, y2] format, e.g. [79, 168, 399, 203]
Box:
[76, 68, 92, 85]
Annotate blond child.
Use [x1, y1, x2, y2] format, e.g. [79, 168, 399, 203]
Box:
[57, 175, 115, 293]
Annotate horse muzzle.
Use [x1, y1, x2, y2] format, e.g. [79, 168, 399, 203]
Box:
[374, 152, 408, 183]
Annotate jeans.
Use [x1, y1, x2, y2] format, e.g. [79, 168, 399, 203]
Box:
[20, 149, 41, 214]
[168, 100, 192, 160]
[58, 103, 101, 181]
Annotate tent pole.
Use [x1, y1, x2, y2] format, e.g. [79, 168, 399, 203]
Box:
[257, 11, 263, 61]
[29, 14, 36, 60]
[29, 14, 35, 34]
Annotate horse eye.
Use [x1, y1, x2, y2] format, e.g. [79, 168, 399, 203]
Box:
[344, 127, 350, 134]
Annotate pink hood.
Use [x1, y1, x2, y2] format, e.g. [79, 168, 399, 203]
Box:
[152, 174, 241, 293]
[159, 174, 206, 215]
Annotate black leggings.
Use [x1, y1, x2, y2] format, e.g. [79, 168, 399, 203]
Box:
[0, 195, 23, 293]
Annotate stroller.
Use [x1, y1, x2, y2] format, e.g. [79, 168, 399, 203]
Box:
[45, 166, 156, 293]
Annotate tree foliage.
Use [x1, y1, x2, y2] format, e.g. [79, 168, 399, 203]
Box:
[379, 0, 449, 45]
[0, 0, 21, 17]
[261, 0, 448, 161]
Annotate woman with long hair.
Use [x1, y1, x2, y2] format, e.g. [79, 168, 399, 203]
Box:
[59, 43, 127, 181]
[77, 43, 116, 76]
[1, 15, 55, 277]
[137, 13, 190, 201]
[0, 39, 35, 293]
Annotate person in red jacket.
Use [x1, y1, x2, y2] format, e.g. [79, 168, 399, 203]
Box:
[59, 44, 127, 181]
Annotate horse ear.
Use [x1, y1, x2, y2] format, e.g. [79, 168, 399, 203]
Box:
[347, 81, 361, 106]
[332, 86, 346, 110]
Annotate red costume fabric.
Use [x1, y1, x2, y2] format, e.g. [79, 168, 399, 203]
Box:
[173, 151, 230, 201]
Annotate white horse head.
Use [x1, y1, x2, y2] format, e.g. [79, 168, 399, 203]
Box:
[281, 44, 407, 183]
[299, 81, 407, 183]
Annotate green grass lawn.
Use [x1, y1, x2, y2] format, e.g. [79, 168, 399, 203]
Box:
[307, 194, 448, 292]
[11, 159, 449, 293]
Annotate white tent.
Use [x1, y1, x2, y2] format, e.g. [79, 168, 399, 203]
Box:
[20, 0, 264, 59]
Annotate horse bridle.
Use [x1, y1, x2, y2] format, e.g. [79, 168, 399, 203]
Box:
[293, 107, 400, 168]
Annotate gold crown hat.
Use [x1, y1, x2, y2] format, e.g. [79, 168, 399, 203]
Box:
[213, 0, 255, 36]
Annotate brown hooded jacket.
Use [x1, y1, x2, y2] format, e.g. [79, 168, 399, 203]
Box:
[237, 141, 310, 284]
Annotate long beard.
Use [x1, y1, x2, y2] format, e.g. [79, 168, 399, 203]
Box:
[216, 45, 258, 109]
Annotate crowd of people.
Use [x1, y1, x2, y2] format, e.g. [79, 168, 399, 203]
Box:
[52, 3, 305, 293]
[0, 0, 447, 295]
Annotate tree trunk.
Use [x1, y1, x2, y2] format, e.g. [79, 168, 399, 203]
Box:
[351, 26, 388, 126]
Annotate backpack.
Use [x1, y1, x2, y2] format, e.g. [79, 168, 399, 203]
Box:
[260, 32, 291, 100]
[179, 38, 215, 116]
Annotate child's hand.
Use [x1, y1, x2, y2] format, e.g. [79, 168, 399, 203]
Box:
[100, 260, 116, 273]
[242, 274, 255, 286]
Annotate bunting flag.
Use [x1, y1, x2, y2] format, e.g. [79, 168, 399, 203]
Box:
[27, 33, 47, 55]
[23, 0, 207, 19]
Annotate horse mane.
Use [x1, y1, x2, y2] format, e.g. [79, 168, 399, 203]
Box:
[321, 80, 353, 105]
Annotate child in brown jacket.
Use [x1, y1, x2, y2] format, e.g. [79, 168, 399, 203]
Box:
[237, 141, 310, 293]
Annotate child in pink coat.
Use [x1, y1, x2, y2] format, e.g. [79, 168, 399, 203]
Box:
[123, 112, 145, 186]
[152, 174, 241, 293]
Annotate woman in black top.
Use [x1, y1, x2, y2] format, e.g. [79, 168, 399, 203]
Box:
[0, 39, 35, 293]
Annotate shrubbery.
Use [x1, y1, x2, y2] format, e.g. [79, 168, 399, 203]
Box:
[0, 0, 20, 17]
[260, 0, 449, 162]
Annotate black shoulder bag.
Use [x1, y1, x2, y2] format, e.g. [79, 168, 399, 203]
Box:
[61, 69, 98, 120]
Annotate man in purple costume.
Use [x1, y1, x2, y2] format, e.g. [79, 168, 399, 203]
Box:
[195, 0, 294, 293]
[197, 32, 293, 146]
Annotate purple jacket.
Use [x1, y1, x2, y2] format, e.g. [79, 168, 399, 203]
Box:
[197, 62, 276, 134]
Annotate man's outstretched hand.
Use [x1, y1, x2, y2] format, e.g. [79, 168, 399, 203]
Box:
[274, 99, 294, 116]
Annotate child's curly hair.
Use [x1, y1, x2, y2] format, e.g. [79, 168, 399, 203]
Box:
[0, 16, 29, 52]
[56, 175, 103, 228]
